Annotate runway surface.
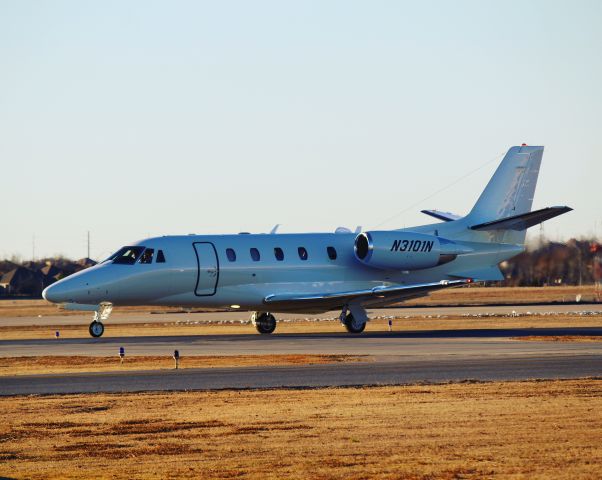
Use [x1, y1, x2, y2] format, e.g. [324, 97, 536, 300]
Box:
[1, 304, 601, 396]
[2, 354, 601, 396]
[1, 326, 601, 395]
[2, 327, 602, 358]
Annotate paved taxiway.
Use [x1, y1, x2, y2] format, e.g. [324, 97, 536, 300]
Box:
[1, 306, 600, 395]
[2, 354, 601, 396]
[2, 328, 602, 358]
[1, 327, 602, 396]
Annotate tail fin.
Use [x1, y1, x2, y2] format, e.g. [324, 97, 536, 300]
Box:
[467, 145, 544, 224]
[463, 145, 544, 245]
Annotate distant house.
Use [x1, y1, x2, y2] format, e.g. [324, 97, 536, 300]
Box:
[77, 258, 97, 268]
[0, 260, 19, 277]
[0, 267, 44, 296]
[39, 264, 64, 288]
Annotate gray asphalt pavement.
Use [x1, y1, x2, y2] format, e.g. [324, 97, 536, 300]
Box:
[2, 354, 601, 396]
[1, 308, 601, 396]
[2, 328, 602, 358]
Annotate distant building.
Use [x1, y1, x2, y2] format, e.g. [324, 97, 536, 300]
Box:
[76, 258, 97, 268]
[0, 267, 44, 296]
[39, 264, 64, 288]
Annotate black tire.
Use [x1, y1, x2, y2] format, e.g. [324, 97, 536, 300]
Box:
[89, 321, 105, 338]
[255, 313, 276, 334]
[343, 313, 366, 334]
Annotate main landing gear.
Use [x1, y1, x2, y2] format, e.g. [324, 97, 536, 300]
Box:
[88, 303, 113, 338]
[340, 305, 368, 334]
[251, 312, 277, 334]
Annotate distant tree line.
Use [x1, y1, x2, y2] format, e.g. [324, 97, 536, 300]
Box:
[501, 238, 602, 287]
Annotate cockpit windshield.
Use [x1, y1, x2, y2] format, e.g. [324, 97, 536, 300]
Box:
[110, 246, 145, 265]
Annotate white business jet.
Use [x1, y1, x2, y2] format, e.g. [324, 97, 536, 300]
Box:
[43, 145, 571, 337]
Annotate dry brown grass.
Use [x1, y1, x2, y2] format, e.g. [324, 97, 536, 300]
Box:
[2, 313, 601, 340]
[1, 285, 599, 317]
[516, 335, 602, 342]
[0, 354, 368, 376]
[1, 379, 601, 479]
[405, 284, 600, 306]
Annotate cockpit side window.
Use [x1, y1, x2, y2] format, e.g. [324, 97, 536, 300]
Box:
[112, 246, 145, 265]
[156, 250, 166, 263]
[139, 248, 154, 264]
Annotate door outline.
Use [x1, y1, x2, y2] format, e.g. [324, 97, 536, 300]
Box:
[193, 242, 219, 296]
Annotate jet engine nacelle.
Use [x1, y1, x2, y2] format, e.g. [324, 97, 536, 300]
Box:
[354, 231, 471, 270]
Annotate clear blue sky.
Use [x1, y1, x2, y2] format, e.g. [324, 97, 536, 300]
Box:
[1, 1, 600, 260]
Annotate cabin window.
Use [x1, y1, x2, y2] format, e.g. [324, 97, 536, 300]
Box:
[139, 248, 154, 264]
[156, 250, 166, 263]
[327, 246, 337, 260]
[112, 246, 145, 265]
[298, 247, 308, 261]
[226, 248, 237, 262]
[274, 247, 284, 261]
[250, 248, 260, 261]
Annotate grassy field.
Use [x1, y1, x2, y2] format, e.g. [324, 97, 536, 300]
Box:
[0, 285, 599, 318]
[0, 354, 368, 376]
[1, 379, 601, 479]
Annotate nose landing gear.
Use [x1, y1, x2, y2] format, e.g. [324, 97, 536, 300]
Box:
[251, 312, 277, 334]
[88, 302, 113, 338]
[89, 321, 105, 338]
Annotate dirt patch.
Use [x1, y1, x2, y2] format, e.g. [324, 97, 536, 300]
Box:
[514, 335, 602, 342]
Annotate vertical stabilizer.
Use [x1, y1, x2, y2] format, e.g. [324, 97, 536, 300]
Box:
[465, 145, 544, 244]
[468, 145, 543, 223]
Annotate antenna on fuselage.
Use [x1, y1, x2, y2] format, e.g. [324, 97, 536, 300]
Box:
[269, 224, 281, 234]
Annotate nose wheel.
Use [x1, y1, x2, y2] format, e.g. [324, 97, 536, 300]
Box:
[89, 321, 105, 338]
[87, 302, 112, 338]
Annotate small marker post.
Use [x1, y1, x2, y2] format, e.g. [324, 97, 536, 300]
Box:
[55, 331, 60, 339]
[388, 319, 393, 332]
[173, 350, 180, 370]
[119, 347, 125, 365]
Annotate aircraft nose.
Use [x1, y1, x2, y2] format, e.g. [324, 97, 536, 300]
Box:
[42, 282, 63, 303]
[42, 279, 76, 304]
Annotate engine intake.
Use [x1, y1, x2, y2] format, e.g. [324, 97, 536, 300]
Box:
[354, 231, 471, 270]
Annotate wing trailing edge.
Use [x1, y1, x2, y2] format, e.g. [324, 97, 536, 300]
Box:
[264, 279, 470, 307]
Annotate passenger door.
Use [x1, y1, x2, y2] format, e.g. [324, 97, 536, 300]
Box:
[193, 242, 219, 296]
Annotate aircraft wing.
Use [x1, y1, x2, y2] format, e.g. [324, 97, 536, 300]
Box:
[263, 279, 470, 311]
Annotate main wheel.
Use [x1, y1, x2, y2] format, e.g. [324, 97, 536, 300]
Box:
[255, 313, 276, 334]
[89, 321, 105, 338]
[343, 313, 366, 334]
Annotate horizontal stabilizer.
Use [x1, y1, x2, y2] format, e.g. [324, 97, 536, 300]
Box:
[470, 206, 572, 231]
[421, 210, 462, 222]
